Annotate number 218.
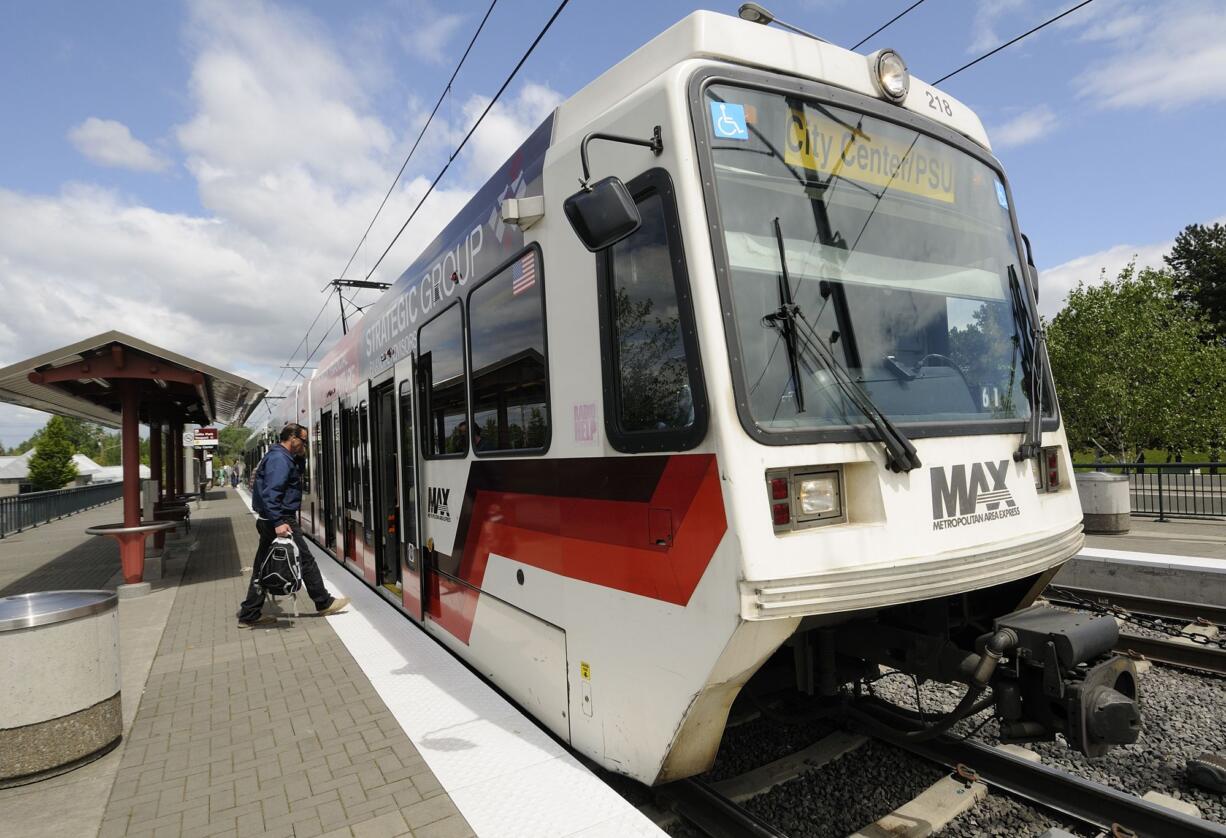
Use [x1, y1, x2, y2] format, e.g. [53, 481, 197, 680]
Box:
[926, 91, 953, 117]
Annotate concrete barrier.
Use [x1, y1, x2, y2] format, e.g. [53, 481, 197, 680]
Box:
[1076, 471, 1130, 533]
[0, 591, 122, 787]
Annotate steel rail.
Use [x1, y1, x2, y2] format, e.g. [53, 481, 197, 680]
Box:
[659, 777, 790, 838]
[891, 734, 1226, 838]
[1116, 631, 1226, 676]
[1046, 585, 1226, 627]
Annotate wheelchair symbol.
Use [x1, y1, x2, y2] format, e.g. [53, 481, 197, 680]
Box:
[710, 102, 748, 140]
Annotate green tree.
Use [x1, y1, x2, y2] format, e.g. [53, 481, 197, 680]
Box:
[1166, 222, 1226, 339]
[218, 425, 254, 462]
[1047, 263, 1226, 460]
[28, 416, 80, 491]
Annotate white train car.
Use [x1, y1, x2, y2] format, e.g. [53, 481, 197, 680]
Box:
[281, 11, 1138, 785]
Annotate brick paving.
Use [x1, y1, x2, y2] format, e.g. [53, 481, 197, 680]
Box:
[97, 491, 474, 838]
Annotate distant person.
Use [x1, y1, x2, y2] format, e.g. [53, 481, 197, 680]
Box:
[230, 462, 239, 488]
[237, 423, 348, 628]
[221, 463, 232, 487]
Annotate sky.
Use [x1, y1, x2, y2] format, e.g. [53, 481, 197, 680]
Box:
[1, 0, 1223, 446]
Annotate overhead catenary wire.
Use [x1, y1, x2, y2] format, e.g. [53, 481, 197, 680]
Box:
[364, 0, 574, 281]
[263, 292, 338, 412]
[270, 2, 501, 406]
[851, 0, 927, 50]
[336, 0, 499, 283]
[284, 0, 573, 396]
[933, 0, 1095, 84]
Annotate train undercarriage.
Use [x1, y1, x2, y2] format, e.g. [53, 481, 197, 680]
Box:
[749, 570, 1142, 758]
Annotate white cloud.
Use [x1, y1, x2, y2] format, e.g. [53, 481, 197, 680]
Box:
[990, 105, 1057, 148]
[1037, 240, 1171, 319]
[968, 0, 1027, 54]
[399, 7, 466, 65]
[0, 0, 564, 425]
[1074, 0, 1226, 109]
[68, 117, 170, 172]
[1037, 214, 1226, 318]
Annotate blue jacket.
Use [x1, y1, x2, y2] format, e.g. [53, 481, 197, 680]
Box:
[252, 444, 302, 524]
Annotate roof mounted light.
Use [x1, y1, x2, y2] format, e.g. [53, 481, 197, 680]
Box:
[738, 2, 772, 24]
[870, 49, 910, 104]
[738, 2, 828, 43]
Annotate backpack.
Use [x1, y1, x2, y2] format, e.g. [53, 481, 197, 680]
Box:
[255, 536, 304, 612]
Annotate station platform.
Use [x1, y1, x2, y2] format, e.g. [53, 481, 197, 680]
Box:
[0, 489, 660, 838]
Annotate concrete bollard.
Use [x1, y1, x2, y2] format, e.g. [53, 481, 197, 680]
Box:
[1075, 471, 1130, 534]
[0, 591, 122, 786]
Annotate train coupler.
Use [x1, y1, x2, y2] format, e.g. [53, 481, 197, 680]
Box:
[989, 605, 1141, 757]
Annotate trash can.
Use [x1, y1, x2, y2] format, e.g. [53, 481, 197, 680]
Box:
[0, 591, 121, 787]
[1075, 472, 1131, 534]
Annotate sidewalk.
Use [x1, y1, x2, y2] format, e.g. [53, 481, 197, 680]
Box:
[0, 489, 471, 838]
[1085, 516, 1226, 560]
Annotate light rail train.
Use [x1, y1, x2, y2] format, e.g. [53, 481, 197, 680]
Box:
[246, 10, 1141, 785]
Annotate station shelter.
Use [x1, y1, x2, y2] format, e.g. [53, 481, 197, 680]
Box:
[0, 331, 265, 588]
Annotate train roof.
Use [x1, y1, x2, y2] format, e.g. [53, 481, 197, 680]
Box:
[554, 10, 990, 151]
[303, 10, 992, 406]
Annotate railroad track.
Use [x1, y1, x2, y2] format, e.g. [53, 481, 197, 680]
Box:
[1045, 585, 1226, 675]
[649, 715, 1226, 837]
[1045, 585, 1226, 628]
[891, 732, 1226, 838]
[657, 777, 789, 838]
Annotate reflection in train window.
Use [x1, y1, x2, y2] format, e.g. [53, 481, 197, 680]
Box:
[468, 250, 549, 454]
[609, 192, 696, 433]
[419, 303, 468, 458]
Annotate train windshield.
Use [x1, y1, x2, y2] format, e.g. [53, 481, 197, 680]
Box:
[703, 83, 1042, 435]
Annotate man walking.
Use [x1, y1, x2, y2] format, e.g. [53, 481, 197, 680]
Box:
[237, 423, 349, 628]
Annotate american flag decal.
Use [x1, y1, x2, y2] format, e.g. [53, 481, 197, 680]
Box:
[511, 253, 537, 296]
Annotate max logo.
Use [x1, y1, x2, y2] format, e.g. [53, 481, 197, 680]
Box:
[427, 487, 451, 522]
[931, 461, 1018, 529]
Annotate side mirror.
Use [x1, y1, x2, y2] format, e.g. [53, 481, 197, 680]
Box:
[563, 177, 641, 252]
[1021, 233, 1039, 303]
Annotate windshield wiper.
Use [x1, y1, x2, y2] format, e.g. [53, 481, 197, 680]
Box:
[765, 219, 922, 473]
[762, 217, 806, 412]
[1008, 264, 1047, 462]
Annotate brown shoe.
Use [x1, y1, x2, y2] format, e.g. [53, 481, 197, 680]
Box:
[237, 615, 278, 629]
[316, 596, 350, 616]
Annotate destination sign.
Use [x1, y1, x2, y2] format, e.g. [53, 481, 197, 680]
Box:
[783, 107, 956, 204]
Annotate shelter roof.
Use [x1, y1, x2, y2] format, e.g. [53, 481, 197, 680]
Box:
[0, 331, 265, 428]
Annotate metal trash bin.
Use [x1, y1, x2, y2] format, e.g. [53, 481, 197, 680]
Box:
[1075, 471, 1131, 534]
[0, 591, 121, 787]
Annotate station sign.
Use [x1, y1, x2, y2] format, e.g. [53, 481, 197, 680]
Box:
[192, 428, 219, 448]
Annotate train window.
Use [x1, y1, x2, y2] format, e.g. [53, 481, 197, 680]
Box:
[305, 421, 317, 494]
[598, 169, 708, 452]
[340, 406, 355, 509]
[397, 381, 418, 554]
[359, 401, 371, 524]
[418, 303, 468, 458]
[467, 249, 549, 455]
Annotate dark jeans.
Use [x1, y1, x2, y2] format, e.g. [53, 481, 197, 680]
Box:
[238, 519, 333, 622]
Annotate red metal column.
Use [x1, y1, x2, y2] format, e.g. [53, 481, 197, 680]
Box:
[118, 380, 146, 582]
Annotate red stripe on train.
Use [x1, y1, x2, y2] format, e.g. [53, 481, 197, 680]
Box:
[430, 454, 726, 644]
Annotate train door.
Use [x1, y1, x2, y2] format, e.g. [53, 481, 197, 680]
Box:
[338, 392, 367, 572]
[395, 357, 424, 621]
[319, 409, 337, 549]
[356, 384, 375, 582]
[370, 378, 400, 595]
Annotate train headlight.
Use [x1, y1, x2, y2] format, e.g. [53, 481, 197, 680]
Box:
[870, 49, 909, 104]
[766, 466, 846, 532]
[798, 476, 837, 516]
